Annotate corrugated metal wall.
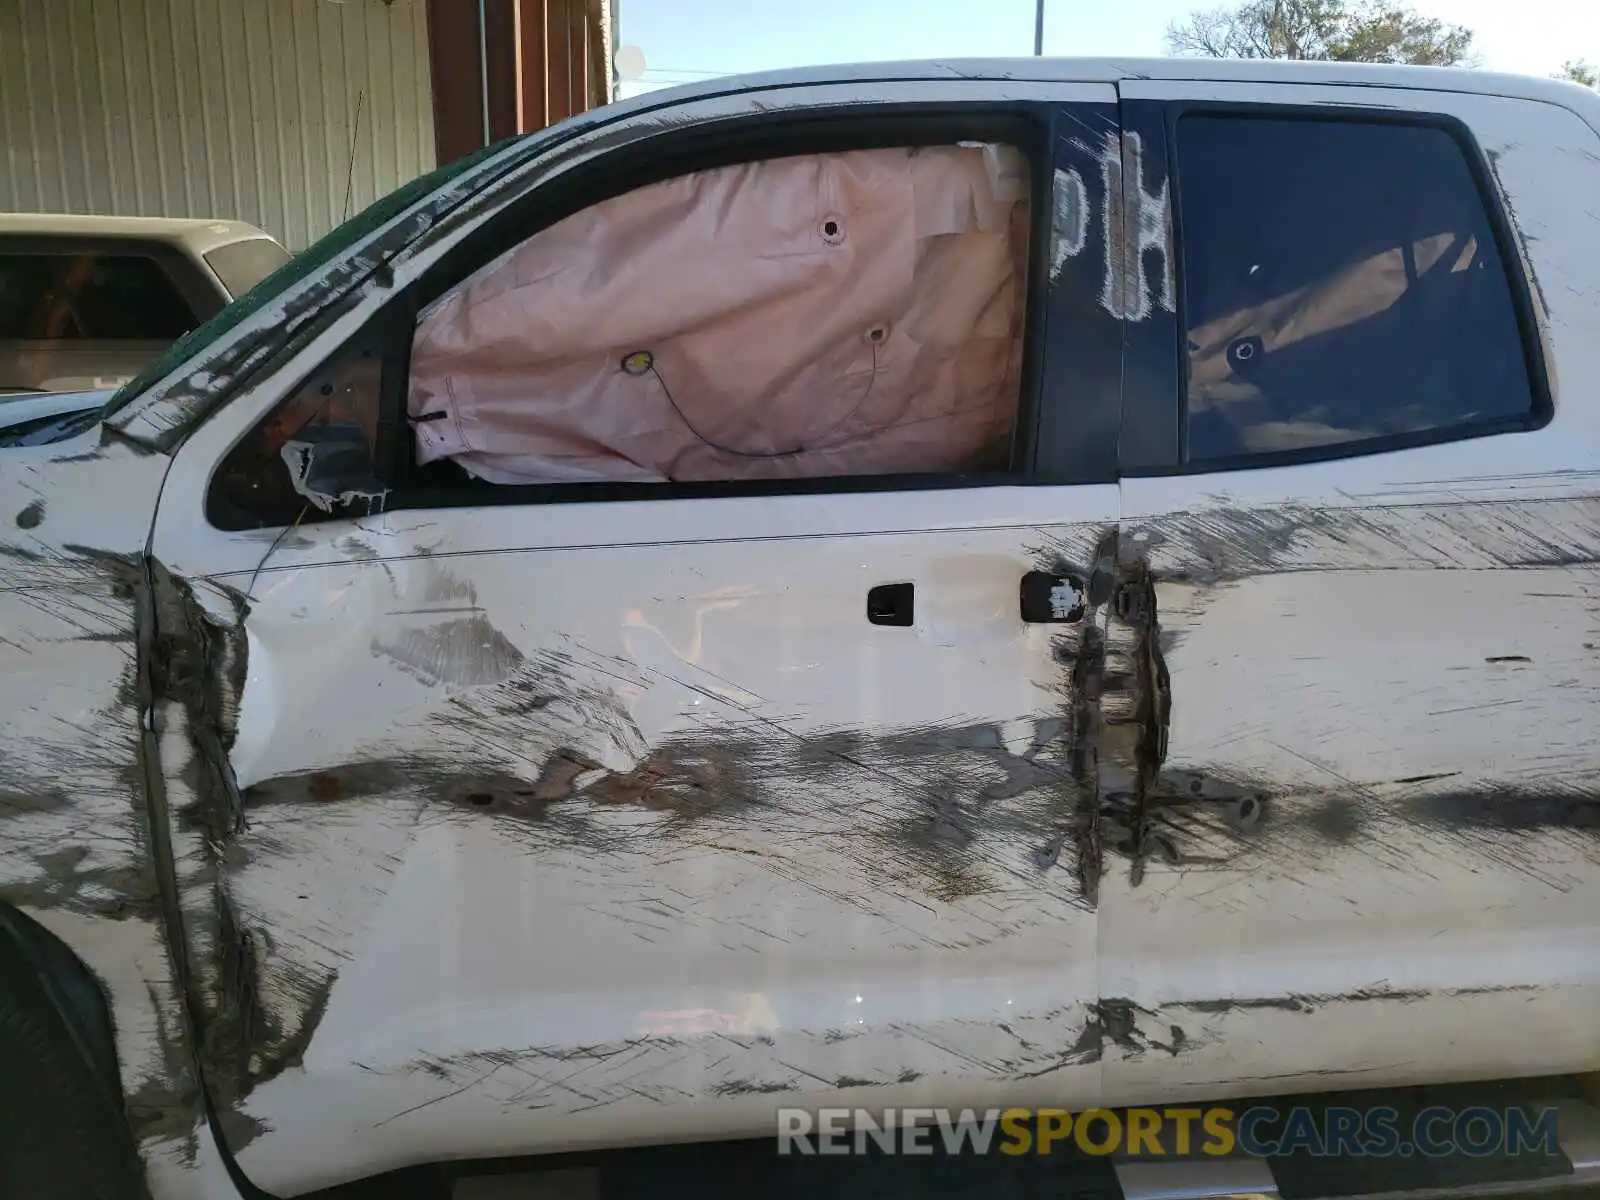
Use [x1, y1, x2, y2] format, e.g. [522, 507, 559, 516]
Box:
[0, 0, 437, 251]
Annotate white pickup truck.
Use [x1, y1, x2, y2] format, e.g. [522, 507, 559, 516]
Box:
[0, 56, 1597, 1200]
[0, 213, 289, 398]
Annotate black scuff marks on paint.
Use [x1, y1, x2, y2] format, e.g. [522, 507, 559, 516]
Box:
[1031, 528, 1116, 910]
[1034, 528, 1176, 904]
[1179, 996, 1318, 1015]
[1104, 553, 1173, 889]
[1407, 787, 1600, 831]
[1, 545, 164, 922]
[144, 558, 320, 1140]
[243, 718, 1086, 908]
[150, 562, 249, 844]
[1106, 766, 1600, 889]
[201, 882, 332, 1133]
[714, 1079, 793, 1096]
[370, 615, 527, 688]
[2, 543, 214, 1153]
[1122, 496, 1600, 582]
[1083, 997, 1145, 1058]
[1021, 999, 1169, 1077]
[1064, 618, 1106, 907]
[1090, 499, 1600, 889]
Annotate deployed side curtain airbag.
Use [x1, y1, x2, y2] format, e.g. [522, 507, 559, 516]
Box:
[408, 144, 1031, 485]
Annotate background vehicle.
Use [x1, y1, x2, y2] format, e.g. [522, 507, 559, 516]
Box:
[0, 213, 288, 395]
[0, 57, 1597, 1200]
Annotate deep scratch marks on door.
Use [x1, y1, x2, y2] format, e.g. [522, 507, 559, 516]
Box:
[1034, 495, 1600, 901]
[177, 488, 1600, 1156]
[1031, 527, 1178, 904]
[1108, 495, 1600, 888]
[142, 556, 351, 1148]
[244, 717, 1092, 913]
[1123, 494, 1600, 581]
[1101, 550, 1173, 889]
[1029, 530, 1117, 909]
[0, 529, 208, 1166]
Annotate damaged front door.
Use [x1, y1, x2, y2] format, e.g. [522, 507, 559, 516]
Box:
[1095, 81, 1600, 1103]
[141, 85, 1137, 1194]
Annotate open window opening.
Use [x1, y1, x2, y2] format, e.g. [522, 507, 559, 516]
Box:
[208, 118, 1046, 532]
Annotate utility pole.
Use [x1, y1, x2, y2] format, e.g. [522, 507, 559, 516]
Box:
[1034, 0, 1045, 55]
[477, 0, 491, 145]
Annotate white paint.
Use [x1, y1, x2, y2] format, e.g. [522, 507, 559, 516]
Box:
[1048, 166, 1089, 283]
[1100, 131, 1176, 323]
[141, 1118, 251, 1200]
[1048, 580, 1081, 618]
[0, 387, 112, 429]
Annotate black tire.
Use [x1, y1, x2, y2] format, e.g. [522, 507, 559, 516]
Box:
[0, 933, 147, 1200]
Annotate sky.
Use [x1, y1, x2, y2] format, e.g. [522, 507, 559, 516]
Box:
[615, 0, 1600, 99]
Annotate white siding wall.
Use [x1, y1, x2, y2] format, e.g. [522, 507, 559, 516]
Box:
[0, 0, 437, 251]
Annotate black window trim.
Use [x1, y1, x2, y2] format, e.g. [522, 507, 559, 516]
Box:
[1121, 99, 1554, 478]
[1113, 99, 1181, 474]
[209, 100, 1129, 530]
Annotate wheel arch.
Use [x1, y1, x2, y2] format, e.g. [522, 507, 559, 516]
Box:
[0, 901, 127, 1105]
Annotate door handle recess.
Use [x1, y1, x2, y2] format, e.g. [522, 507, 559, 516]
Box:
[1020, 571, 1085, 623]
[867, 582, 914, 627]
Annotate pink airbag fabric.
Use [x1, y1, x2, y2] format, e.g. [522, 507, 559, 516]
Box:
[408, 144, 1031, 485]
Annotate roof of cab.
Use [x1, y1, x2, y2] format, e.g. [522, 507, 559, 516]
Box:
[0, 212, 280, 257]
[602, 55, 1600, 128]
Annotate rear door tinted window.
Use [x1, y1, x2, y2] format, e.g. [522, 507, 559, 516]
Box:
[1175, 116, 1536, 462]
[0, 253, 198, 340]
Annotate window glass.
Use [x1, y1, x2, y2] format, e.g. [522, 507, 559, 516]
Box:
[0, 254, 197, 341]
[407, 143, 1033, 488]
[1175, 116, 1535, 461]
[0, 257, 57, 339]
[204, 238, 293, 300]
